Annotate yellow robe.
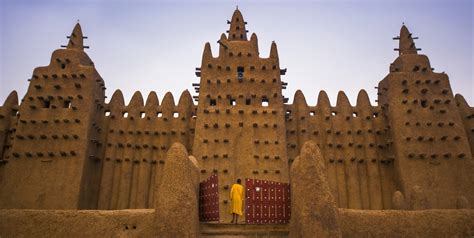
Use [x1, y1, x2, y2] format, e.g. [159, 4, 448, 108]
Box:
[230, 184, 244, 216]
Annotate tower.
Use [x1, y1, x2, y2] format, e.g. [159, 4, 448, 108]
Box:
[0, 24, 105, 209]
[378, 25, 474, 208]
[192, 9, 289, 221]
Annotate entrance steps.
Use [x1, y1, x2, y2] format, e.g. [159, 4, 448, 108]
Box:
[200, 223, 289, 238]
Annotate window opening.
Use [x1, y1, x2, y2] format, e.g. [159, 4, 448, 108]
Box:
[64, 100, 72, 108]
[261, 98, 269, 107]
[210, 99, 217, 106]
[421, 100, 428, 108]
[237, 66, 244, 81]
[43, 100, 51, 108]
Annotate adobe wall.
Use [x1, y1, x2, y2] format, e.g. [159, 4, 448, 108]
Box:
[285, 90, 398, 209]
[377, 26, 474, 209]
[0, 9, 472, 215]
[192, 9, 289, 222]
[339, 209, 474, 237]
[0, 92, 19, 188]
[456, 95, 474, 161]
[97, 90, 196, 209]
[1, 209, 472, 237]
[0, 209, 155, 238]
[0, 92, 19, 166]
[0, 24, 106, 209]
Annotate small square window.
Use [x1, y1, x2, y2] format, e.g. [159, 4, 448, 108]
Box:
[64, 100, 72, 108]
[123, 112, 128, 118]
[237, 66, 244, 81]
[261, 98, 269, 107]
[43, 100, 51, 108]
[352, 112, 358, 117]
[210, 99, 217, 106]
[230, 99, 236, 106]
[373, 112, 378, 118]
[246, 99, 251, 105]
[310, 111, 315, 116]
[140, 112, 146, 118]
[105, 111, 111, 116]
[331, 111, 337, 116]
[157, 112, 162, 118]
[173, 112, 179, 118]
[421, 100, 428, 108]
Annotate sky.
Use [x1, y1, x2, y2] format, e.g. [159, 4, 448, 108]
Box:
[0, 0, 473, 106]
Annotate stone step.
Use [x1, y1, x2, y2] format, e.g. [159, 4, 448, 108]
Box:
[200, 223, 289, 237]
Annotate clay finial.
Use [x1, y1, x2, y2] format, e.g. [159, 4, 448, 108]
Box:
[270, 41, 279, 59]
[398, 25, 418, 55]
[67, 23, 84, 50]
[228, 8, 247, 41]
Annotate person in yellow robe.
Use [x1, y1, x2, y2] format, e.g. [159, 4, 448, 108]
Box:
[230, 179, 244, 224]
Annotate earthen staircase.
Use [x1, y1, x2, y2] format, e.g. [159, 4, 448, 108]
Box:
[200, 223, 289, 238]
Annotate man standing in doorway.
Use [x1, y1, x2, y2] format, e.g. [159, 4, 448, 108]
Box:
[230, 179, 244, 224]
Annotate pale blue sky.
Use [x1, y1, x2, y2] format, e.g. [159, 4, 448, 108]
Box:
[1, 0, 472, 105]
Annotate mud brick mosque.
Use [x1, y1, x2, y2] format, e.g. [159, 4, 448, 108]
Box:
[1, 8, 473, 237]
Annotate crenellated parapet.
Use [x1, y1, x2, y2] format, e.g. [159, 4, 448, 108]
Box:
[97, 90, 196, 209]
[285, 90, 397, 209]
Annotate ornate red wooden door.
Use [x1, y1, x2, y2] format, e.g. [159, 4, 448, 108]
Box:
[245, 178, 291, 224]
[199, 174, 219, 222]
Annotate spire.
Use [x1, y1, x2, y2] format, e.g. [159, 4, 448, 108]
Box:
[202, 42, 212, 62]
[270, 41, 279, 59]
[66, 23, 86, 50]
[250, 33, 259, 53]
[227, 8, 247, 41]
[394, 24, 420, 55]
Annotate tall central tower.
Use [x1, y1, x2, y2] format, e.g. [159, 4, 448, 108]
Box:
[193, 9, 289, 221]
